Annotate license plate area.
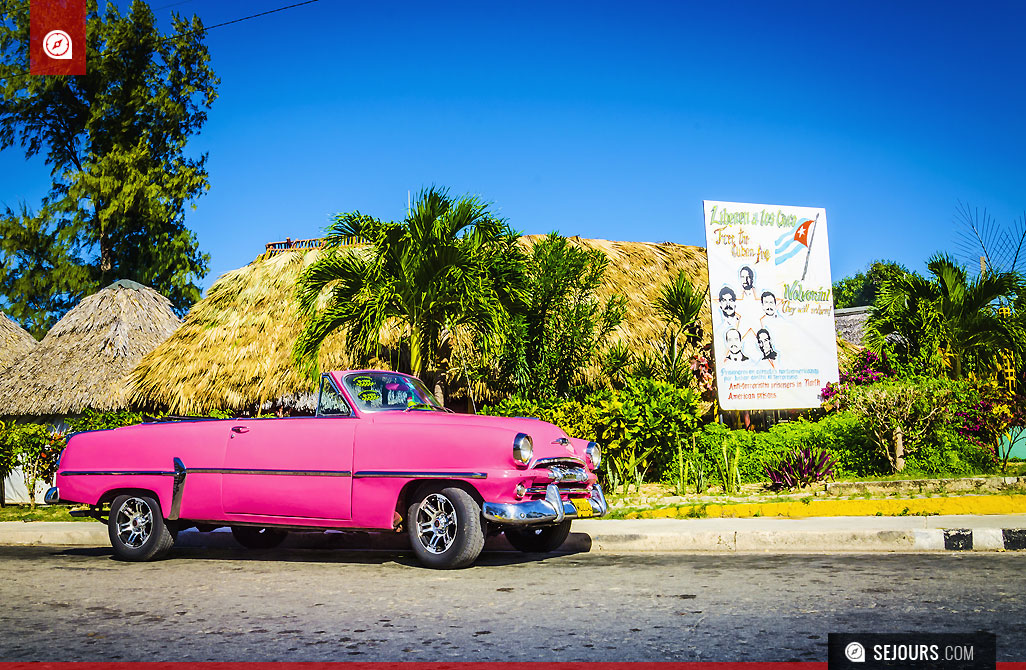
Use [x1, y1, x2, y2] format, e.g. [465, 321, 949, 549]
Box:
[571, 497, 593, 518]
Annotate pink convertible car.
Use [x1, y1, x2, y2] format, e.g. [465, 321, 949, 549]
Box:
[46, 370, 607, 569]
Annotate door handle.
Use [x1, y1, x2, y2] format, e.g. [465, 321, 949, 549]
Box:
[231, 426, 249, 434]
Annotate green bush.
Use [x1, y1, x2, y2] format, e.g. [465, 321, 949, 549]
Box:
[0, 421, 63, 508]
[482, 395, 601, 442]
[695, 407, 995, 489]
[694, 413, 886, 487]
[0, 422, 17, 483]
[65, 409, 145, 434]
[592, 377, 700, 491]
[484, 378, 702, 491]
[903, 422, 996, 476]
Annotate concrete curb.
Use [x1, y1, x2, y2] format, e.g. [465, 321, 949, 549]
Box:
[3, 517, 1026, 554]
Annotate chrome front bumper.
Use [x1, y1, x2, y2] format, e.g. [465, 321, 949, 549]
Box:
[482, 483, 607, 526]
[44, 487, 61, 505]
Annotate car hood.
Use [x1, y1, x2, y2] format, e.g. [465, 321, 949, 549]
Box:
[366, 410, 585, 462]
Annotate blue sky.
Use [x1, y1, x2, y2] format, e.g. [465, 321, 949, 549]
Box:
[2, 0, 1025, 292]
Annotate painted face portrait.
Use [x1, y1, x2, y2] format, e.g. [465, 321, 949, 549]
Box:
[718, 287, 736, 318]
[762, 292, 776, 317]
[740, 266, 754, 291]
[726, 329, 742, 354]
[757, 329, 773, 356]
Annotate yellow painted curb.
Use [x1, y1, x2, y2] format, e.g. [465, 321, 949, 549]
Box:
[625, 495, 1026, 519]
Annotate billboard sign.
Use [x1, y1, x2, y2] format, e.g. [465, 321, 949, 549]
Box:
[703, 200, 839, 410]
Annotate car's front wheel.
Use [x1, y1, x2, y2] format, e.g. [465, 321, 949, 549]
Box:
[108, 494, 175, 561]
[505, 520, 572, 553]
[407, 485, 484, 569]
[231, 526, 287, 550]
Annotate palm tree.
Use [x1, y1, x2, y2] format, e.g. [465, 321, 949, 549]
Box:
[865, 253, 1024, 379]
[492, 233, 625, 398]
[636, 270, 706, 388]
[294, 188, 526, 387]
[652, 269, 706, 348]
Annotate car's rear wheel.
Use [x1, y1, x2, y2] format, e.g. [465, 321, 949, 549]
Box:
[407, 485, 484, 569]
[231, 526, 287, 549]
[108, 494, 175, 561]
[505, 520, 572, 553]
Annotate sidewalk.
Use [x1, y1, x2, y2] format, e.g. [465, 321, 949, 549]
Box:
[3, 515, 1025, 554]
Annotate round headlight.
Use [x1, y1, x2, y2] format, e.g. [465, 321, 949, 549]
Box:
[513, 433, 533, 465]
[586, 442, 601, 470]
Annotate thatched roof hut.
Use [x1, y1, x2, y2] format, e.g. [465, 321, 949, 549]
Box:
[127, 250, 356, 415]
[535, 236, 714, 353]
[0, 280, 181, 417]
[835, 306, 871, 346]
[1, 312, 37, 372]
[128, 237, 858, 414]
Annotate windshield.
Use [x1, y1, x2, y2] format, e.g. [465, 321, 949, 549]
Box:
[342, 372, 446, 412]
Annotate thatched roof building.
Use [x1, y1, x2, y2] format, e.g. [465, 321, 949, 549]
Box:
[835, 306, 871, 346]
[0, 280, 181, 417]
[127, 250, 356, 415]
[1, 312, 37, 372]
[540, 236, 714, 352]
[128, 237, 858, 414]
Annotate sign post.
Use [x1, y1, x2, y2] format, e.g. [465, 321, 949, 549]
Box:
[703, 200, 839, 410]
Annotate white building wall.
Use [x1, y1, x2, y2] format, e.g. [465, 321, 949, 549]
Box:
[1, 468, 47, 504]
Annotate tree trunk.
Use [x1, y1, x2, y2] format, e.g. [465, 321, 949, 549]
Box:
[433, 377, 446, 407]
[98, 209, 113, 281]
[893, 427, 906, 472]
[409, 328, 422, 378]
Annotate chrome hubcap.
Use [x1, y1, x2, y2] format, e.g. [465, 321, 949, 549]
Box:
[416, 493, 457, 554]
[116, 497, 152, 548]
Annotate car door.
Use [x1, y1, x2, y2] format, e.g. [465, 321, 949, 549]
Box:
[221, 381, 356, 520]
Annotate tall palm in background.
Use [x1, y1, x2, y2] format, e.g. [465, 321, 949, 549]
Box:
[865, 253, 1023, 379]
[629, 270, 706, 388]
[294, 188, 526, 386]
[494, 233, 625, 398]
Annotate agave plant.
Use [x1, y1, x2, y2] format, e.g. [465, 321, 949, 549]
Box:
[764, 447, 836, 490]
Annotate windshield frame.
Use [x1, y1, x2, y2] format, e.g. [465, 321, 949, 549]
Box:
[338, 371, 446, 414]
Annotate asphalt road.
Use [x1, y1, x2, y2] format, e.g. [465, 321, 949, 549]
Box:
[1, 545, 1023, 662]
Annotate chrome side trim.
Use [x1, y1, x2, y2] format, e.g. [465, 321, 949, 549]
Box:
[61, 468, 354, 477]
[181, 519, 393, 533]
[169, 457, 187, 521]
[61, 470, 177, 477]
[188, 468, 353, 477]
[352, 471, 487, 480]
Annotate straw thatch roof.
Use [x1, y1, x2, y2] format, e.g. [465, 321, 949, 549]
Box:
[127, 250, 358, 415]
[128, 237, 858, 414]
[835, 306, 871, 346]
[532, 236, 714, 353]
[523, 235, 857, 384]
[0, 280, 181, 417]
[1, 312, 37, 372]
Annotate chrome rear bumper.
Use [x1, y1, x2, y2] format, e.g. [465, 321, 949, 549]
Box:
[44, 487, 61, 505]
[482, 483, 607, 526]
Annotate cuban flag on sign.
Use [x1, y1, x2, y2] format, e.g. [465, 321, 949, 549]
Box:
[774, 217, 815, 265]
